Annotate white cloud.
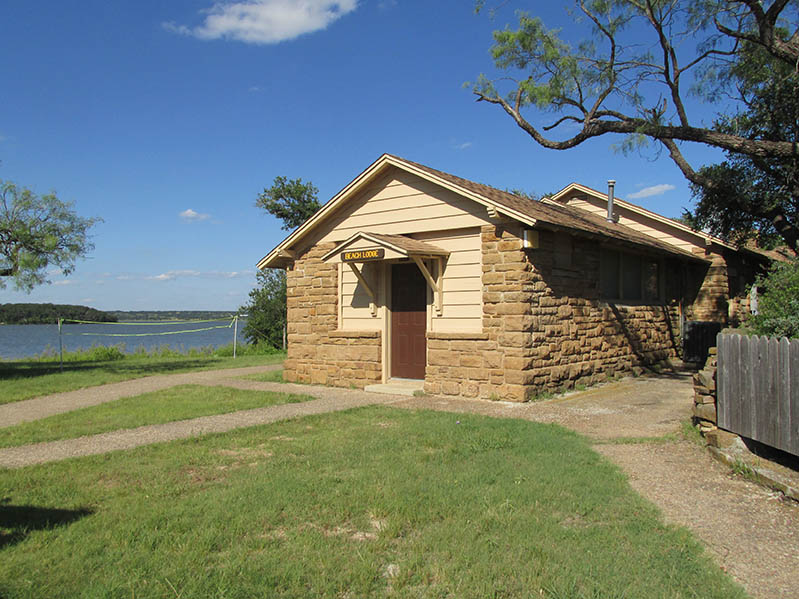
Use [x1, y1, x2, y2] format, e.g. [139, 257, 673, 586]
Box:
[53, 280, 75, 286]
[147, 270, 253, 282]
[164, 0, 358, 45]
[452, 141, 473, 151]
[179, 208, 211, 222]
[627, 184, 676, 200]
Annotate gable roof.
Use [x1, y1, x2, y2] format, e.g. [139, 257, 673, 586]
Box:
[549, 181, 737, 247]
[258, 154, 707, 269]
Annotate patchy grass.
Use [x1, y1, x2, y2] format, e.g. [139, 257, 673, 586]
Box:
[0, 386, 310, 448]
[0, 351, 285, 405]
[0, 407, 746, 599]
[592, 432, 682, 446]
[242, 369, 284, 383]
[681, 418, 706, 446]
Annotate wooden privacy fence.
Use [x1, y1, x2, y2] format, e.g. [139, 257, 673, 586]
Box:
[717, 333, 799, 457]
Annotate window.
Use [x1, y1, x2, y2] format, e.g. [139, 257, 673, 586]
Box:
[600, 249, 661, 302]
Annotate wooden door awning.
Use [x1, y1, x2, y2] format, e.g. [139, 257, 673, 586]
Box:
[323, 232, 450, 316]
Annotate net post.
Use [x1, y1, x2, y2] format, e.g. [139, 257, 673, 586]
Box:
[58, 318, 64, 372]
[233, 315, 238, 359]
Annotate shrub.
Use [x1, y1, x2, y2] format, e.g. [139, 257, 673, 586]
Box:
[747, 257, 799, 339]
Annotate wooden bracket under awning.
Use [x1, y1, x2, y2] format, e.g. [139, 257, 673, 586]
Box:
[323, 231, 450, 318]
[347, 262, 378, 317]
[411, 256, 444, 316]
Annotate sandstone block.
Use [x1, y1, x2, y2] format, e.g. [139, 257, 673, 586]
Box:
[441, 380, 461, 395]
[692, 402, 717, 423]
[460, 354, 484, 368]
[704, 428, 738, 449]
[483, 351, 503, 369]
[462, 382, 480, 398]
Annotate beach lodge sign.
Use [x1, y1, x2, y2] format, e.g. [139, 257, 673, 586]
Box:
[341, 248, 385, 262]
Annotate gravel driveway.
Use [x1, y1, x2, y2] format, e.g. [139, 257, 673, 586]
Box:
[2, 367, 797, 598]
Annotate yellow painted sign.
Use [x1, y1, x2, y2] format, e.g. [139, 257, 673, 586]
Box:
[341, 248, 385, 262]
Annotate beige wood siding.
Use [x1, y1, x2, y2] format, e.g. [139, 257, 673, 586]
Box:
[414, 228, 483, 333]
[339, 228, 483, 333]
[562, 194, 704, 252]
[341, 261, 383, 331]
[313, 168, 493, 247]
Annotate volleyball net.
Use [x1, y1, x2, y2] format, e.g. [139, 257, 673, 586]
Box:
[58, 317, 238, 337]
[54, 315, 247, 369]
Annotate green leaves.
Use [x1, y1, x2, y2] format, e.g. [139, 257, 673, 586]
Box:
[748, 258, 799, 339]
[0, 181, 101, 292]
[255, 176, 322, 231]
[240, 269, 286, 349]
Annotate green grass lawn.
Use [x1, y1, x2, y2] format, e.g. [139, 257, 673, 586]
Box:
[0, 407, 746, 599]
[0, 352, 285, 405]
[0, 385, 311, 448]
[242, 369, 284, 383]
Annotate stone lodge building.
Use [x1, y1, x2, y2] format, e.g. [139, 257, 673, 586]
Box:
[258, 154, 770, 401]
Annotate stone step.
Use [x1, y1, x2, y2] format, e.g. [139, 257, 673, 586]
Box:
[364, 379, 424, 397]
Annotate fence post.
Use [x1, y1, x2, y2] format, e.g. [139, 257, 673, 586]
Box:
[233, 315, 238, 359]
[58, 318, 64, 373]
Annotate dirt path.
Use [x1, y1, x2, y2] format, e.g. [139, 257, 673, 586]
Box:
[391, 374, 799, 599]
[0, 385, 401, 468]
[0, 364, 283, 428]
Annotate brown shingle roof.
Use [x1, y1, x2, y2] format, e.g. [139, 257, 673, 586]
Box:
[391, 155, 707, 263]
[365, 233, 449, 255]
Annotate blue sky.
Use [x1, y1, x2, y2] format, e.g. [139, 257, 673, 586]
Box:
[0, 1, 725, 310]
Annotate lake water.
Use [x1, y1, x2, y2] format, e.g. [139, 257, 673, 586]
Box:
[0, 319, 248, 360]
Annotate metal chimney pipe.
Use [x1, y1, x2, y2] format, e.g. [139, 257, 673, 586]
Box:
[607, 180, 616, 223]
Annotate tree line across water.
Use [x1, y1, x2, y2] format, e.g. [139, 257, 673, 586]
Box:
[0, 303, 117, 324]
[0, 305, 241, 325]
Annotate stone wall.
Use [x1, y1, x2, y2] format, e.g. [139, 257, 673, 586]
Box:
[685, 250, 729, 323]
[424, 224, 535, 402]
[524, 230, 680, 395]
[424, 225, 681, 400]
[692, 348, 718, 432]
[283, 243, 382, 388]
[691, 347, 740, 449]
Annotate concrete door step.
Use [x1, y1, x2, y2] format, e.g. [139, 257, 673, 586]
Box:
[364, 379, 424, 397]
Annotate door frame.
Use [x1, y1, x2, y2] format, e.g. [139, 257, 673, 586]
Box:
[384, 260, 430, 382]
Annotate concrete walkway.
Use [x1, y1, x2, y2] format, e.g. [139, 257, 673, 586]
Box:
[0, 385, 401, 468]
[0, 364, 284, 428]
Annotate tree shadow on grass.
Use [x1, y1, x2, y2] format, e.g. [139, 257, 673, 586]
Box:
[0, 501, 93, 550]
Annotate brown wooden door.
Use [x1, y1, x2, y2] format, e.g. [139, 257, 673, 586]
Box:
[391, 263, 427, 379]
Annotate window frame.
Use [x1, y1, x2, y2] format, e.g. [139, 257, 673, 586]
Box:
[600, 247, 664, 304]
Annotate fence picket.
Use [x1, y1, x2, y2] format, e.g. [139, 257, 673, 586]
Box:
[779, 337, 791, 451]
[718, 334, 733, 431]
[791, 340, 799, 456]
[716, 333, 798, 457]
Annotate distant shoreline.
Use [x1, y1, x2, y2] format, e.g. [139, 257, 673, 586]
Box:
[107, 311, 239, 322]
